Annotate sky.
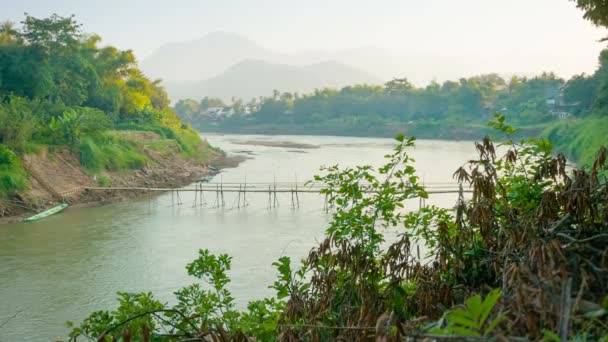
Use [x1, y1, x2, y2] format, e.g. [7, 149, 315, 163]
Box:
[1, 0, 607, 80]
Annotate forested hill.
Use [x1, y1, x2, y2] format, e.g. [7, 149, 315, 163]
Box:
[174, 54, 608, 166]
[0, 15, 213, 201]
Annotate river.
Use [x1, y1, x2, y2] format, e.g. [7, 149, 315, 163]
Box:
[0, 134, 476, 341]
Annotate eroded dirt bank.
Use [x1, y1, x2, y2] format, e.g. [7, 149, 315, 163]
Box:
[0, 134, 245, 224]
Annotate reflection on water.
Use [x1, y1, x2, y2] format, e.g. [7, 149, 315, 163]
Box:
[0, 134, 475, 341]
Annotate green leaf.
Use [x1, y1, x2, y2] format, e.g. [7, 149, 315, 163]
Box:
[446, 311, 478, 330]
[584, 308, 607, 318]
[465, 295, 483, 320]
[479, 288, 501, 326]
[449, 326, 481, 337]
[542, 330, 562, 342]
[483, 311, 507, 337]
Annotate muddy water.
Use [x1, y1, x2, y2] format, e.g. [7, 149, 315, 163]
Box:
[0, 134, 476, 341]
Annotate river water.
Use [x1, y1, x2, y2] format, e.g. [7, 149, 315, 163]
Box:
[0, 134, 476, 341]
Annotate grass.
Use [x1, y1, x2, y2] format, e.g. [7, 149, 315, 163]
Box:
[79, 126, 220, 173]
[98, 175, 110, 187]
[114, 122, 209, 158]
[544, 116, 608, 167]
[79, 135, 148, 172]
[0, 144, 28, 196]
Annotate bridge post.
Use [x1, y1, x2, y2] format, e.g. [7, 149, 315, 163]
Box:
[295, 179, 300, 208]
[200, 183, 206, 206]
[268, 185, 272, 209]
[273, 177, 278, 208]
[243, 182, 247, 207]
[215, 184, 219, 208]
[220, 181, 225, 207]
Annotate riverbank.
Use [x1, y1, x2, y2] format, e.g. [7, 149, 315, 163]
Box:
[197, 121, 547, 142]
[544, 115, 608, 167]
[0, 132, 245, 224]
[203, 118, 608, 168]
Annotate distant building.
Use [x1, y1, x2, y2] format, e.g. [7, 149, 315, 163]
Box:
[545, 84, 573, 120]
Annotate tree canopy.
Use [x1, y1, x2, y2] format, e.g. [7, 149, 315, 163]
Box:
[572, 0, 608, 28]
[0, 13, 202, 193]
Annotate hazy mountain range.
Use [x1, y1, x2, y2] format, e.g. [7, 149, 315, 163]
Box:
[140, 32, 399, 101]
[162, 59, 381, 101]
[140, 32, 539, 102]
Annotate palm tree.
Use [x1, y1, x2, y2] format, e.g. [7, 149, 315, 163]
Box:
[0, 20, 18, 44]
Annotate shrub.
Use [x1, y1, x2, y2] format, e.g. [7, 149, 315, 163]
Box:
[97, 175, 110, 187]
[0, 144, 28, 196]
[0, 96, 38, 150]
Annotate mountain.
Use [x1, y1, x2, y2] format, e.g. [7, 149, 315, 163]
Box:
[142, 32, 560, 102]
[165, 59, 382, 101]
[141, 32, 391, 101]
[140, 32, 278, 82]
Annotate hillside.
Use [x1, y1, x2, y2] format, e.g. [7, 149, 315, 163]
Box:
[0, 14, 228, 221]
[164, 59, 382, 100]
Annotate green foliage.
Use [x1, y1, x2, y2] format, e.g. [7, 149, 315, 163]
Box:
[572, 0, 608, 28]
[79, 135, 147, 172]
[544, 116, 608, 167]
[51, 107, 109, 145]
[488, 113, 518, 135]
[67, 292, 164, 341]
[171, 250, 240, 333]
[97, 175, 110, 187]
[0, 13, 208, 182]
[177, 72, 569, 136]
[430, 289, 506, 337]
[0, 144, 27, 196]
[0, 96, 38, 149]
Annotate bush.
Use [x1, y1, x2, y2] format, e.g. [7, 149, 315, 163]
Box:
[0, 144, 28, 196]
[0, 96, 38, 150]
[97, 175, 110, 187]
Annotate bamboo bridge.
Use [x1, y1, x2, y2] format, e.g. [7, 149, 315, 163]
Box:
[83, 181, 470, 210]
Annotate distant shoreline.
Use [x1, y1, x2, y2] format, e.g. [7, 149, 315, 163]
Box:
[196, 122, 545, 141]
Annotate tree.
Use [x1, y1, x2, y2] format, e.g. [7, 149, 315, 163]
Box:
[0, 21, 19, 45]
[592, 49, 608, 113]
[199, 96, 225, 110]
[0, 96, 38, 149]
[384, 77, 413, 95]
[564, 73, 598, 114]
[20, 13, 82, 52]
[572, 0, 608, 28]
[174, 99, 200, 121]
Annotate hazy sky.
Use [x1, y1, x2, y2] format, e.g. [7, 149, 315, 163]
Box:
[2, 0, 607, 79]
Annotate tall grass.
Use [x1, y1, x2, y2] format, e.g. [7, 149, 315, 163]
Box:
[0, 145, 28, 196]
[544, 116, 608, 167]
[79, 136, 147, 172]
[114, 122, 210, 157]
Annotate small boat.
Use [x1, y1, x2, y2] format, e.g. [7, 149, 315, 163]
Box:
[23, 203, 69, 222]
